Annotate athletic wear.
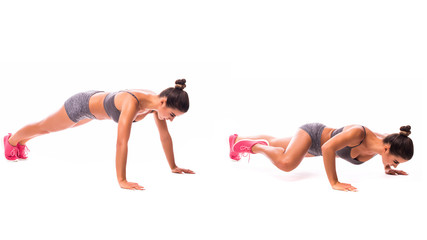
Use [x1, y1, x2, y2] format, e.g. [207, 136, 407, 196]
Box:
[4, 133, 19, 161]
[103, 91, 140, 123]
[233, 139, 269, 154]
[229, 134, 241, 161]
[17, 143, 29, 160]
[299, 123, 326, 157]
[331, 126, 366, 165]
[64, 90, 103, 123]
[64, 90, 140, 123]
[300, 123, 366, 165]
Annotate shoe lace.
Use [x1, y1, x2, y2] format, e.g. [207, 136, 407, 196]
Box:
[10, 148, 18, 157]
[240, 152, 251, 163]
[20, 145, 30, 157]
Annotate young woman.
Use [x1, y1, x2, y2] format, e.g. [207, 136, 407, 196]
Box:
[4, 79, 194, 190]
[229, 123, 414, 192]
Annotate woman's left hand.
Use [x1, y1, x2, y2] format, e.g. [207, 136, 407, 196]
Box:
[385, 169, 408, 175]
[172, 167, 195, 174]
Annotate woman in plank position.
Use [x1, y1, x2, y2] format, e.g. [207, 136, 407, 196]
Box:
[4, 79, 194, 190]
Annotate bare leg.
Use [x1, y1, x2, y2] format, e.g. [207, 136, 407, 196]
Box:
[240, 130, 312, 172]
[236, 135, 288, 147]
[9, 106, 92, 146]
[235, 134, 313, 157]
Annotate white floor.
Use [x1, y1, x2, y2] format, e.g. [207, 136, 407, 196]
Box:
[1, 1, 426, 239]
[0, 124, 425, 240]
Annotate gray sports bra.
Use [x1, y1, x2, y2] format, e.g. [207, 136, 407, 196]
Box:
[331, 126, 366, 165]
[103, 91, 140, 123]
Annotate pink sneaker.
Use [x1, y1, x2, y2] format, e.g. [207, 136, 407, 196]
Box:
[4, 133, 19, 161]
[229, 134, 241, 161]
[233, 139, 269, 154]
[17, 143, 30, 160]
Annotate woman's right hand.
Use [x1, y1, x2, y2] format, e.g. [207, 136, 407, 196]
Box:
[119, 180, 145, 190]
[332, 182, 358, 192]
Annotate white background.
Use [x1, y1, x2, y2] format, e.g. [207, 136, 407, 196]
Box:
[1, 1, 426, 239]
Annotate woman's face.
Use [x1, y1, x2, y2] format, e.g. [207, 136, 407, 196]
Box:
[382, 144, 408, 168]
[157, 98, 184, 122]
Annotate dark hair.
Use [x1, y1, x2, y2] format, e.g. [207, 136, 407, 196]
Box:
[383, 125, 414, 160]
[159, 79, 189, 113]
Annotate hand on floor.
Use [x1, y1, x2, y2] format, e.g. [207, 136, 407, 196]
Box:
[172, 167, 195, 174]
[385, 169, 408, 175]
[332, 182, 358, 192]
[119, 180, 145, 190]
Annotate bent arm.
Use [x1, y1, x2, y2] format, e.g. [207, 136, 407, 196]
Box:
[321, 127, 364, 191]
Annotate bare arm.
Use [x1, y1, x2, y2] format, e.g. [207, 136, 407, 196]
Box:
[153, 112, 194, 174]
[321, 127, 365, 192]
[115, 98, 144, 190]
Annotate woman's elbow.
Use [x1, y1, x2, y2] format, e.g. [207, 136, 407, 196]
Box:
[116, 138, 129, 148]
[160, 135, 172, 143]
[321, 144, 333, 156]
[159, 131, 171, 141]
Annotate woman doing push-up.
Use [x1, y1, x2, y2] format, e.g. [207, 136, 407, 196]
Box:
[229, 123, 414, 192]
[4, 79, 194, 190]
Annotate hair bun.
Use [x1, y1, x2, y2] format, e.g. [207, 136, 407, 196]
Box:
[399, 125, 411, 137]
[175, 79, 186, 90]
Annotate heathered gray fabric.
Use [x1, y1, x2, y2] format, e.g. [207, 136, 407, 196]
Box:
[64, 90, 102, 123]
[299, 123, 326, 156]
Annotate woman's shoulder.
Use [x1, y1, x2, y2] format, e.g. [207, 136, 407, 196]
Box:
[342, 125, 366, 139]
[129, 89, 156, 95]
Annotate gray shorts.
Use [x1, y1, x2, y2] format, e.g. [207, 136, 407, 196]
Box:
[64, 90, 103, 123]
[299, 123, 326, 156]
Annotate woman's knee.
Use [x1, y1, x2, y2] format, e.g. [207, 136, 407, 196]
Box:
[33, 121, 54, 134]
[276, 157, 298, 172]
